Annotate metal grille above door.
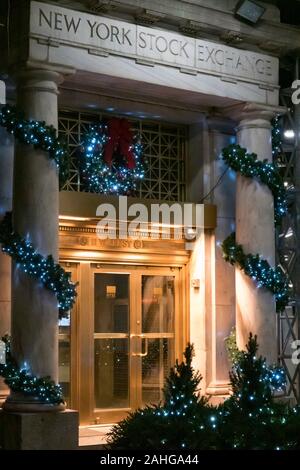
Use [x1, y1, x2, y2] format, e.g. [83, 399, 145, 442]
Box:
[58, 110, 187, 201]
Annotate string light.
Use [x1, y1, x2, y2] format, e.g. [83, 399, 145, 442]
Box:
[221, 128, 289, 312]
[272, 116, 283, 159]
[0, 336, 64, 404]
[222, 232, 289, 312]
[0, 213, 77, 318]
[222, 143, 287, 224]
[80, 124, 145, 195]
[108, 338, 300, 450]
[0, 105, 70, 187]
[0, 105, 76, 404]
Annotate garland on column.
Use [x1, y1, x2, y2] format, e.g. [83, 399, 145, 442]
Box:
[0, 105, 77, 404]
[0, 105, 70, 187]
[80, 117, 144, 195]
[222, 144, 287, 224]
[221, 131, 289, 312]
[222, 233, 289, 312]
[0, 335, 64, 404]
[0, 213, 76, 318]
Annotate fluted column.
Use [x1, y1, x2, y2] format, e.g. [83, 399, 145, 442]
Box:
[228, 103, 285, 363]
[4, 69, 63, 411]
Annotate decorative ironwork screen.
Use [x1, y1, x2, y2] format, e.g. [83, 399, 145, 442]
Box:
[58, 110, 187, 201]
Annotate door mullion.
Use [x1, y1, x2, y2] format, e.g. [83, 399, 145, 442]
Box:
[132, 271, 142, 409]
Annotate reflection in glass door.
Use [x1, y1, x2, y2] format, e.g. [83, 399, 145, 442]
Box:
[58, 264, 78, 410]
[94, 273, 130, 410]
[92, 268, 177, 423]
[141, 276, 175, 405]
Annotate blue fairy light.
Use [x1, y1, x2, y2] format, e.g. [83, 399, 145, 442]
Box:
[222, 143, 287, 224]
[0, 335, 64, 404]
[0, 104, 70, 187]
[0, 212, 77, 318]
[80, 124, 145, 195]
[222, 232, 289, 312]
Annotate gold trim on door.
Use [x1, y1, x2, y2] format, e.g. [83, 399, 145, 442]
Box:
[60, 261, 186, 425]
[90, 265, 182, 424]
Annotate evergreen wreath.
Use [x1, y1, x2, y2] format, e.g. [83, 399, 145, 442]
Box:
[80, 117, 144, 195]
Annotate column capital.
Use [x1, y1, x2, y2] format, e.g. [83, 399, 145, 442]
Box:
[17, 69, 65, 96]
[222, 102, 287, 129]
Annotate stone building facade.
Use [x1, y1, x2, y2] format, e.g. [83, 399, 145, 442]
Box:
[0, 0, 299, 449]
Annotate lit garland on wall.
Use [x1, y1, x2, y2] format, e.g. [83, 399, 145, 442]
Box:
[222, 144, 287, 224]
[0, 104, 70, 187]
[222, 233, 289, 312]
[272, 116, 283, 159]
[0, 213, 76, 318]
[0, 335, 64, 404]
[0, 105, 77, 404]
[80, 120, 145, 195]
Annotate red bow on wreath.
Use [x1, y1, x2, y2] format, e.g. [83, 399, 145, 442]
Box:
[104, 118, 136, 169]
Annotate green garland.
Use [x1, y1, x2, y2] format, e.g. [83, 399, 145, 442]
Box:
[222, 232, 289, 312]
[221, 133, 289, 312]
[0, 105, 76, 404]
[0, 213, 77, 318]
[0, 104, 70, 187]
[0, 335, 64, 404]
[222, 144, 287, 224]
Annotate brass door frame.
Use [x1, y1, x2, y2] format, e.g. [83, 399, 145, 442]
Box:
[76, 263, 184, 425]
[59, 262, 80, 411]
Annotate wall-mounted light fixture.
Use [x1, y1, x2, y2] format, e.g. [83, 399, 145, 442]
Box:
[235, 0, 266, 25]
[191, 279, 201, 290]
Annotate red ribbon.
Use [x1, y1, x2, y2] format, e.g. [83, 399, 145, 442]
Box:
[104, 118, 136, 169]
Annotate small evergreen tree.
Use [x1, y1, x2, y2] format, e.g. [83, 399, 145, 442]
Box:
[229, 333, 272, 412]
[107, 335, 300, 450]
[163, 343, 207, 416]
[107, 344, 211, 449]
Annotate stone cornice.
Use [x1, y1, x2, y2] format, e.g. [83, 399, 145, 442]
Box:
[36, 0, 300, 56]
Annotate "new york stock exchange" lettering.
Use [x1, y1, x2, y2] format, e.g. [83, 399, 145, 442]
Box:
[34, 3, 276, 83]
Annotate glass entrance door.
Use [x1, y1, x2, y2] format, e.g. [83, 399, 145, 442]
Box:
[91, 266, 178, 424]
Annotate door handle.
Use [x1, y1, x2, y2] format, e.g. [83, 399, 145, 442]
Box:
[131, 335, 148, 357]
[139, 337, 148, 357]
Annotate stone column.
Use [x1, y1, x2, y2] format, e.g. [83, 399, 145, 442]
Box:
[0, 82, 14, 405]
[4, 69, 63, 411]
[228, 103, 285, 363]
[205, 117, 236, 400]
